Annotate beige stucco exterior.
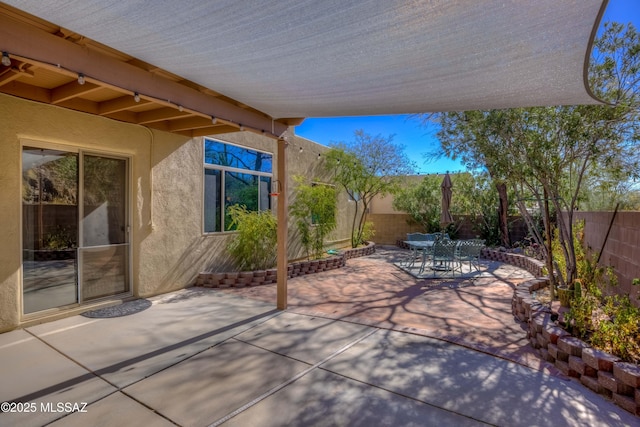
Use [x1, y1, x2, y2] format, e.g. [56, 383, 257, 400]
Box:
[0, 93, 354, 332]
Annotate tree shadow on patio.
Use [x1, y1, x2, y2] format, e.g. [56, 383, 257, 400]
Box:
[219, 245, 545, 371]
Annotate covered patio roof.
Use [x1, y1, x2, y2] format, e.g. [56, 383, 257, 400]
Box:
[2, 0, 606, 133]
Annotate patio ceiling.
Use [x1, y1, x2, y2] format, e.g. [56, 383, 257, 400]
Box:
[0, 4, 293, 138]
[1, 0, 607, 131]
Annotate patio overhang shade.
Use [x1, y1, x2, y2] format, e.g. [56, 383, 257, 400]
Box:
[2, 0, 607, 120]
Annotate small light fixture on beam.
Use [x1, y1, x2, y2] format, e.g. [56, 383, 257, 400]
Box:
[211, 116, 217, 125]
[178, 105, 183, 112]
[1, 52, 11, 67]
[134, 92, 140, 102]
[77, 73, 86, 85]
[239, 124, 245, 131]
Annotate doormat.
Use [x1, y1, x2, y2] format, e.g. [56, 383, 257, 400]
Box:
[81, 299, 152, 318]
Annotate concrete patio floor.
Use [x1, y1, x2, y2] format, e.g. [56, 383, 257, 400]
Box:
[0, 246, 637, 426]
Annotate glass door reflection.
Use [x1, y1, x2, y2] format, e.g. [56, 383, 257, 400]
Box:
[80, 154, 129, 300]
[22, 147, 79, 313]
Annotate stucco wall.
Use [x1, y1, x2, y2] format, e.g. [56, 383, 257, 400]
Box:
[1, 93, 158, 330]
[285, 135, 355, 256]
[0, 94, 355, 331]
[369, 175, 424, 215]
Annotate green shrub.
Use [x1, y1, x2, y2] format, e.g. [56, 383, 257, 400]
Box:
[590, 291, 640, 363]
[289, 176, 337, 259]
[226, 204, 277, 270]
[360, 221, 376, 245]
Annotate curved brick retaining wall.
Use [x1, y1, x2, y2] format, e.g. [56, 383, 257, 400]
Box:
[195, 242, 375, 288]
[483, 248, 640, 416]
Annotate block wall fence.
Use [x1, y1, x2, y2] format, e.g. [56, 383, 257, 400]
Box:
[564, 211, 640, 306]
[369, 213, 529, 245]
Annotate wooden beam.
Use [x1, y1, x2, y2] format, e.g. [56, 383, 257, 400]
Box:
[189, 125, 239, 137]
[0, 80, 50, 102]
[55, 97, 99, 114]
[98, 94, 149, 115]
[51, 80, 101, 104]
[0, 13, 290, 137]
[277, 117, 305, 126]
[168, 116, 219, 132]
[276, 138, 288, 310]
[0, 61, 35, 86]
[0, 68, 23, 86]
[136, 107, 192, 124]
[144, 121, 171, 133]
[102, 110, 138, 123]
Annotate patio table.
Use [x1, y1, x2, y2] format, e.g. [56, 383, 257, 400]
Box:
[403, 241, 435, 250]
[403, 240, 435, 270]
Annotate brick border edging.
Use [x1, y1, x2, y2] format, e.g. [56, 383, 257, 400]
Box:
[483, 248, 640, 416]
[195, 242, 376, 289]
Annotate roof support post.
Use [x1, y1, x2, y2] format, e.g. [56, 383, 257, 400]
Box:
[276, 137, 288, 310]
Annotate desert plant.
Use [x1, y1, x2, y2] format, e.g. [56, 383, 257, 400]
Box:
[590, 288, 640, 363]
[360, 221, 376, 245]
[564, 221, 640, 362]
[226, 204, 277, 270]
[289, 176, 337, 260]
[324, 130, 414, 247]
[566, 279, 601, 338]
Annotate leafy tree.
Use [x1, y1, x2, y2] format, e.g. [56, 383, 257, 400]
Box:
[324, 130, 415, 247]
[578, 172, 640, 210]
[392, 172, 515, 245]
[392, 175, 442, 233]
[421, 22, 640, 297]
[419, 113, 514, 247]
[454, 172, 519, 246]
[289, 176, 337, 259]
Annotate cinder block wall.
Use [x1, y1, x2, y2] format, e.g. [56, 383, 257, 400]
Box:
[568, 211, 640, 306]
[369, 214, 529, 245]
[367, 214, 424, 244]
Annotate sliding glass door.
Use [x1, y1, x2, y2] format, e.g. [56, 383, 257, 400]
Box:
[22, 146, 130, 314]
[80, 154, 129, 300]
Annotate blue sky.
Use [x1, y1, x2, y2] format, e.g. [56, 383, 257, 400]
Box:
[294, 0, 640, 175]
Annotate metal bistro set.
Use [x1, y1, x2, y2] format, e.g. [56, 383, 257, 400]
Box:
[403, 232, 486, 277]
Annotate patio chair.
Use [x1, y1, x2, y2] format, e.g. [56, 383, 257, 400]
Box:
[454, 239, 485, 274]
[428, 238, 459, 276]
[415, 233, 439, 273]
[404, 233, 432, 268]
